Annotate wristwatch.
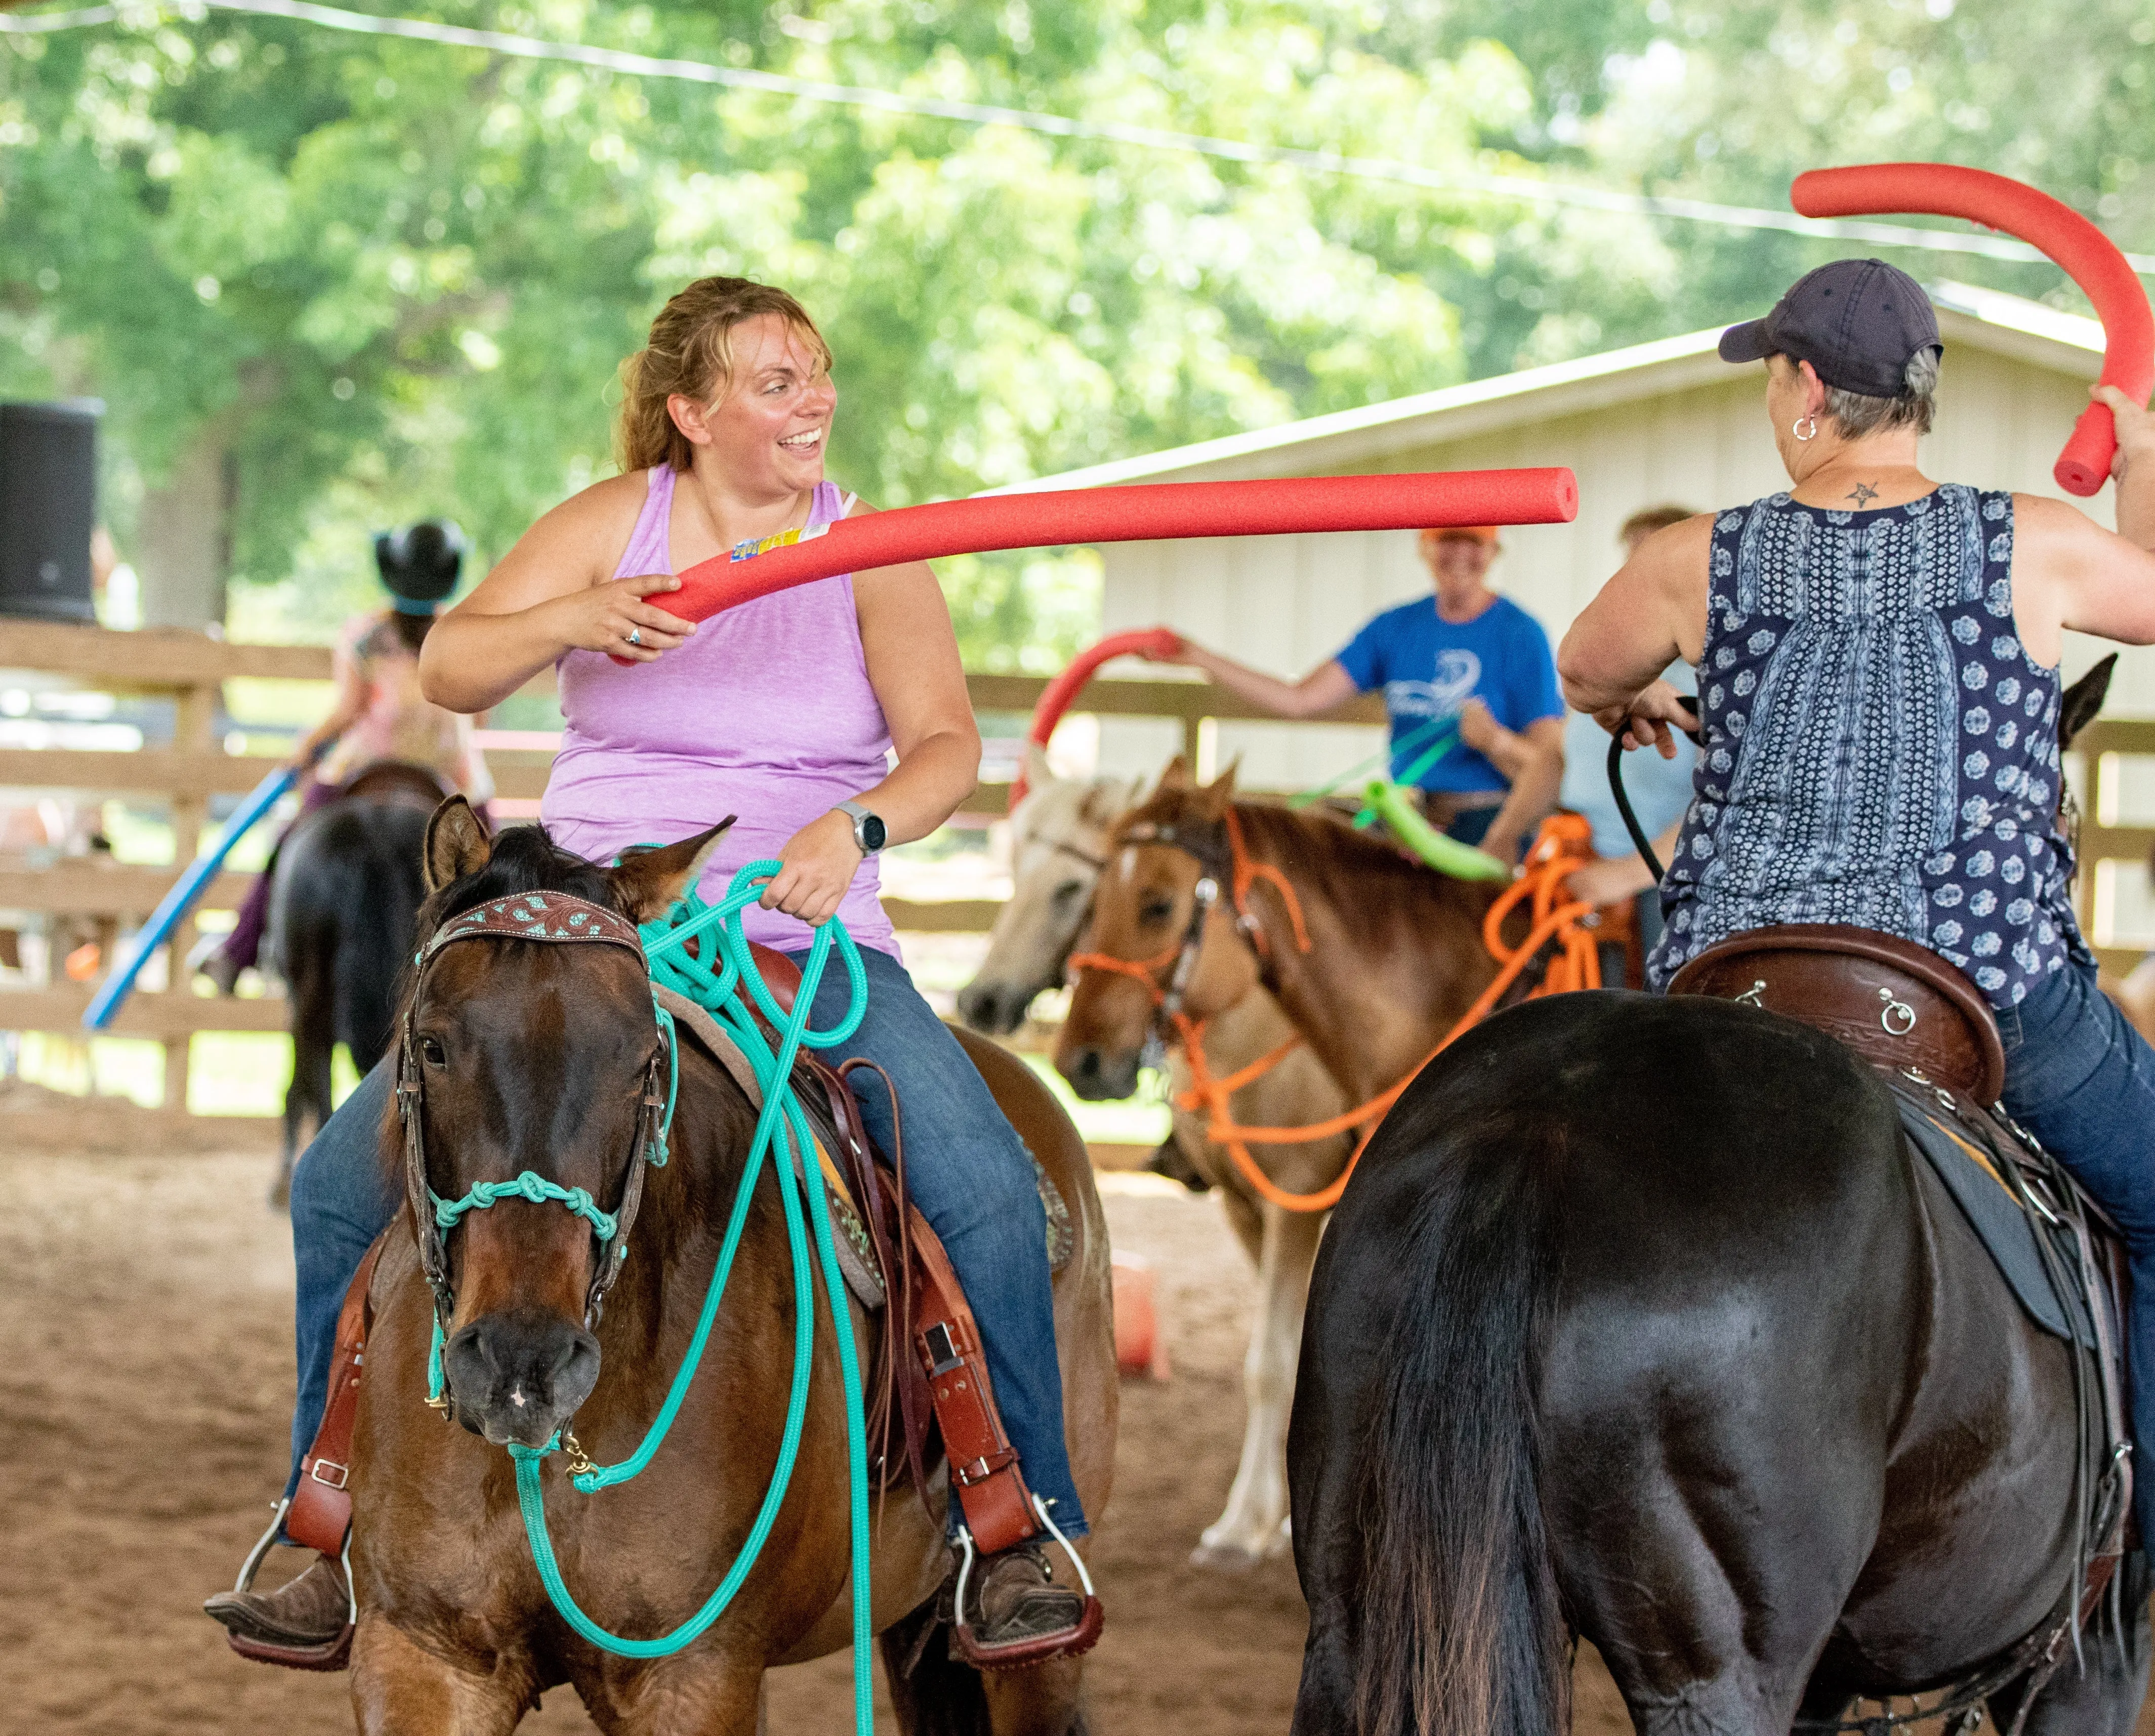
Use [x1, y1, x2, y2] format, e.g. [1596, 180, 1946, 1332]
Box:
[835, 800, 887, 856]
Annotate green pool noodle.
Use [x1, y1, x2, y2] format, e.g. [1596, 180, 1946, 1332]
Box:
[1361, 778, 1513, 883]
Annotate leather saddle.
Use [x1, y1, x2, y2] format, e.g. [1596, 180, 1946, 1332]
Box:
[336, 760, 454, 811]
[1668, 922, 2007, 1105]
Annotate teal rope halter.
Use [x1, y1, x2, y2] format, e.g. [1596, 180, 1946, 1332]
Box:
[406, 863, 876, 1732]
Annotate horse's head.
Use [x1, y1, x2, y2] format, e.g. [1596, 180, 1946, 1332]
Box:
[957, 747, 1144, 1036]
[398, 798, 728, 1449]
[1054, 758, 1260, 1101]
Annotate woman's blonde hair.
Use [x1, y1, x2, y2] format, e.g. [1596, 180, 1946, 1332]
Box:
[616, 277, 833, 473]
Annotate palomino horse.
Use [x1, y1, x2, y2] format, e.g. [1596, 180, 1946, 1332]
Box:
[956, 750, 1350, 1567]
[265, 761, 444, 1202]
[345, 805, 1116, 1734]
[1070, 677, 2153, 1733]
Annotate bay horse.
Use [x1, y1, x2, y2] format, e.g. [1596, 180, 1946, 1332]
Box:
[1066, 680, 2151, 1732]
[345, 803, 1116, 1734]
[957, 750, 1351, 1567]
[265, 761, 444, 1202]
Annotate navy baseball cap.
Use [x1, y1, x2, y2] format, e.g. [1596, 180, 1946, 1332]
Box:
[1719, 259, 1941, 398]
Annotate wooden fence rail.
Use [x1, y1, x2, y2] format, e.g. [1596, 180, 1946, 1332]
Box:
[0, 620, 1383, 1123]
[8, 618, 2151, 1130]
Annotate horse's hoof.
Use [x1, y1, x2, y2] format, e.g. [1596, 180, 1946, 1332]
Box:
[1189, 1535, 1269, 1573]
[269, 1175, 291, 1210]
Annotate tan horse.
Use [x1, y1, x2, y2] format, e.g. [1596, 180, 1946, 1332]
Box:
[346, 807, 1116, 1733]
[958, 750, 1349, 1568]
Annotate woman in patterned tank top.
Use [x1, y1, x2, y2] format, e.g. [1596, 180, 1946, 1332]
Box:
[1558, 256, 2155, 1540]
[206, 280, 1095, 1658]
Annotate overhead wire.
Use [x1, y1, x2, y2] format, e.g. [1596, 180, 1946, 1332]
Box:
[5, 0, 2151, 276]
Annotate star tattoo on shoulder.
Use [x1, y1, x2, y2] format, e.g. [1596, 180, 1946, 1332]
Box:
[1845, 483, 1880, 507]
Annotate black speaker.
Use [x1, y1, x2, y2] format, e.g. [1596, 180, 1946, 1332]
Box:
[0, 399, 100, 624]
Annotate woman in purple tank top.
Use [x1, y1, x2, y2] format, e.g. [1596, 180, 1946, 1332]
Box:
[205, 280, 1093, 1658]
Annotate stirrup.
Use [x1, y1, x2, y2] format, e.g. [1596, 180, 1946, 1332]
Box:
[947, 1495, 1105, 1672]
[218, 1498, 358, 1673]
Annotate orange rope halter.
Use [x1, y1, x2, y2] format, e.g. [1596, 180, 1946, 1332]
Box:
[1071, 809, 1603, 1214]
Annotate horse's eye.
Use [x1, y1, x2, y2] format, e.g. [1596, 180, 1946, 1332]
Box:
[1139, 896, 1175, 924]
[1053, 880, 1085, 906]
[420, 1036, 448, 1067]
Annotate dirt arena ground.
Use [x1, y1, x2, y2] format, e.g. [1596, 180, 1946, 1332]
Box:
[0, 1140, 2138, 1734]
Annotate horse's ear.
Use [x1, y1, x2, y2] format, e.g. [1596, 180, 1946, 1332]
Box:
[2060, 653, 2116, 751]
[1189, 758, 1239, 819]
[1080, 774, 1133, 829]
[424, 796, 492, 892]
[1156, 754, 1192, 791]
[607, 817, 734, 923]
[1023, 741, 1059, 794]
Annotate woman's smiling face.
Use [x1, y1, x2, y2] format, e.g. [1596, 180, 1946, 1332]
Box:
[674, 311, 836, 497]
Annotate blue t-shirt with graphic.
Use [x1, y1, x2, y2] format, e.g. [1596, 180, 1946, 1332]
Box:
[1334, 595, 1565, 795]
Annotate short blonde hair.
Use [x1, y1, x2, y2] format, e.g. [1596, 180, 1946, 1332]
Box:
[616, 277, 833, 473]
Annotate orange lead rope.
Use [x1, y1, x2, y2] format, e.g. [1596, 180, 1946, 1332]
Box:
[1073, 811, 1604, 1215]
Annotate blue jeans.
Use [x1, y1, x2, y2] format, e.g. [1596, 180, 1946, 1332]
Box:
[1998, 960, 2155, 1543]
[284, 943, 1086, 1537]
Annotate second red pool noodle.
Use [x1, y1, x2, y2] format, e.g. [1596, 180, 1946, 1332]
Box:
[1792, 163, 2153, 497]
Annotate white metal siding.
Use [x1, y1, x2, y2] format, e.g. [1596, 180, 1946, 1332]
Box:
[1091, 350, 2136, 792]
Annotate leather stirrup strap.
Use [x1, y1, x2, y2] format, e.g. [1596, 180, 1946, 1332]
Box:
[906, 1206, 1041, 1555]
[286, 1235, 388, 1557]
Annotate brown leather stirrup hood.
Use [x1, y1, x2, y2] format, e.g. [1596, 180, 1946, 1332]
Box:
[214, 1237, 383, 1671]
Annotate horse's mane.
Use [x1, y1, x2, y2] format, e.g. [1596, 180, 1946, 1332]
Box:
[1115, 785, 1491, 953]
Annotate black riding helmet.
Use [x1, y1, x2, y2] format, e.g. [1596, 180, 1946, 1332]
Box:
[376, 520, 467, 614]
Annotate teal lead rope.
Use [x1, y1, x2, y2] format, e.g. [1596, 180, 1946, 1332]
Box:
[442, 862, 876, 1732]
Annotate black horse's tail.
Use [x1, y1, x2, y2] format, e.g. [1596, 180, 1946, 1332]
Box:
[1350, 1154, 1565, 1736]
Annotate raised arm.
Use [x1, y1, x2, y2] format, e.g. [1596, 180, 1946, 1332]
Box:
[2011, 386, 2155, 662]
[418, 474, 697, 714]
[1157, 634, 1361, 719]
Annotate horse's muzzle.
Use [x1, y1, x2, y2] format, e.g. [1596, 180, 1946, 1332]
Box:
[1060, 1043, 1141, 1102]
[443, 1307, 602, 1449]
[956, 979, 1033, 1037]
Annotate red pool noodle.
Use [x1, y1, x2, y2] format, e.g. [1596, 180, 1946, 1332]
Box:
[615, 468, 1578, 662]
[1792, 164, 2153, 497]
[1007, 628, 1184, 810]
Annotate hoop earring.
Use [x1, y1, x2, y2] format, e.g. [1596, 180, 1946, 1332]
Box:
[1792, 415, 1819, 442]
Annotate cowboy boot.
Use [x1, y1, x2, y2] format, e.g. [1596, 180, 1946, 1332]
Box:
[203, 1553, 349, 1650]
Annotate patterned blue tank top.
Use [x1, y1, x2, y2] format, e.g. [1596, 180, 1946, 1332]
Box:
[1647, 485, 2090, 1010]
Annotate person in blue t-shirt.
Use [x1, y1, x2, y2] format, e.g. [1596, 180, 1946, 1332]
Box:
[1156, 525, 1564, 864]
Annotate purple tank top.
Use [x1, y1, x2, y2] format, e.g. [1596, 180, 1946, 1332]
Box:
[543, 469, 898, 957]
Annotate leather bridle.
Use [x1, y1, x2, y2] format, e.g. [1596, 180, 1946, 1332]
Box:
[398, 891, 674, 1395]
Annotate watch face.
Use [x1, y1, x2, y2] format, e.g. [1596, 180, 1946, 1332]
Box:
[859, 811, 887, 852]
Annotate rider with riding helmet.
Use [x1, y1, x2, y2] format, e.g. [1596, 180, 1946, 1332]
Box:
[197, 522, 492, 994]
[204, 278, 1094, 1659]
[1559, 257, 2155, 1538]
[1161, 523, 1566, 867]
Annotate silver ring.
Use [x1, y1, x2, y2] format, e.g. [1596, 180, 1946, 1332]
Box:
[626, 628, 642, 647]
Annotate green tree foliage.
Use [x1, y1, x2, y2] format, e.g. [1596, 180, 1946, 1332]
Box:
[0, 0, 2148, 666]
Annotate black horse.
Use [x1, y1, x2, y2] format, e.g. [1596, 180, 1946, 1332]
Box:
[1288, 670, 2148, 1736]
[263, 763, 444, 1201]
